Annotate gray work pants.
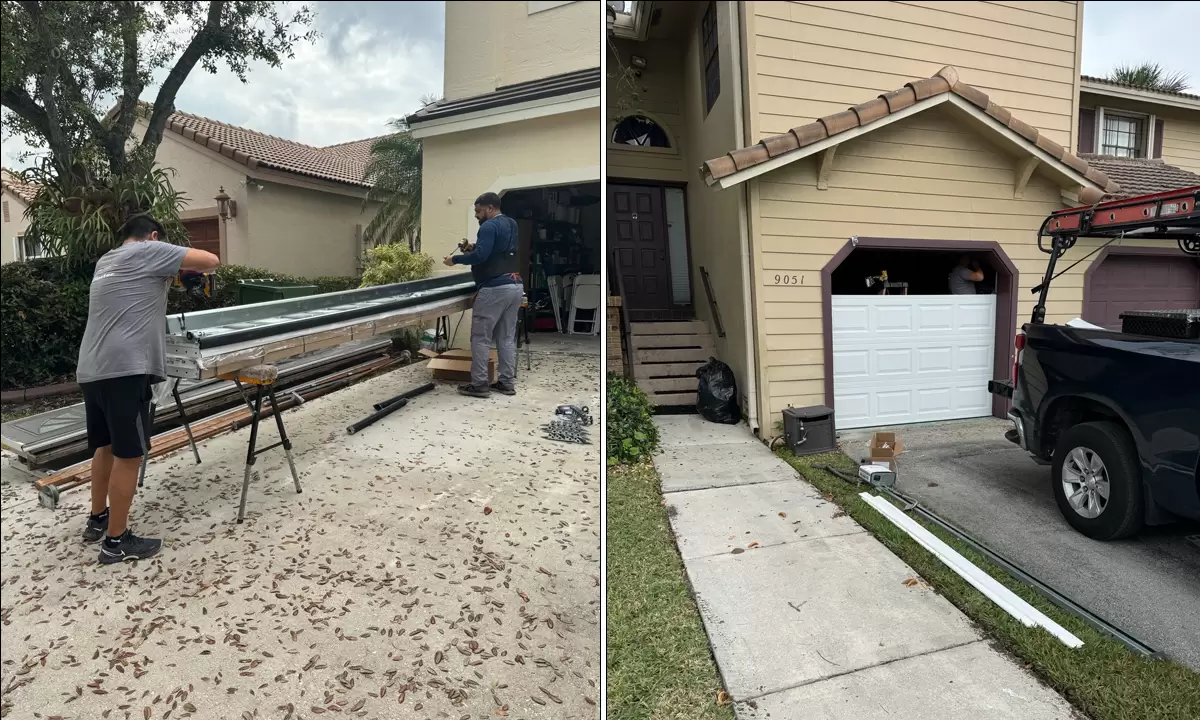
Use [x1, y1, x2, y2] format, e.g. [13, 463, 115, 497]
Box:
[470, 283, 523, 388]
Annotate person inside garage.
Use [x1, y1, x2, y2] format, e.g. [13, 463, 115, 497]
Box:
[443, 192, 524, 398]
[948, 254, 985, 294]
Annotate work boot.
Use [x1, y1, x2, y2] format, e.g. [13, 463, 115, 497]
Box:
[490, 382, 516, 396]
[457, 384, 491, 399]
[82, 509, 109, 543]
[98, 530, 162, 564]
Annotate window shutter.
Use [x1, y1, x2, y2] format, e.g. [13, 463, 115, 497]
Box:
[1153, 118, 1165, 159]
[2, 200, 9, 223]
[1077, 108, 1095, 154]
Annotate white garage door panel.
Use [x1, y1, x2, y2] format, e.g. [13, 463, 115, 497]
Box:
[833, 295, 996, 429]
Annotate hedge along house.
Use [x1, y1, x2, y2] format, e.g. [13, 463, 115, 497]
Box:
[409, 0, 603, 348]
[609, 1, 1199, 436]
[97, 102, 383, 278]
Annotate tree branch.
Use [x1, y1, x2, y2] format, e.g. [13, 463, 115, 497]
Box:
[0, 85, 52, 140]
[105, 0, 143, 174]
[141, 0, 226, 159]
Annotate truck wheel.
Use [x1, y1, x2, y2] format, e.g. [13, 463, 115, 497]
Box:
[1051, 421, 1143, 540]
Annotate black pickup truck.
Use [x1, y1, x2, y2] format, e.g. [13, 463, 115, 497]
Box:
[989, 188, 1200, 540]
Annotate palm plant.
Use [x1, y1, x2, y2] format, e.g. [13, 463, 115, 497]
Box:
[362, 117, 423, 252]
[1108, 63, 1191, 94]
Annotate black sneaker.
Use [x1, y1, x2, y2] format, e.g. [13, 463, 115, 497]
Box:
[83, 513, 109, 543]
[490, 382, 516, 396]
[98, 531, 162, 565]
[457, 384, 491, 398]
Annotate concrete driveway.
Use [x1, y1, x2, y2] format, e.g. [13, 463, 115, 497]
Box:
[0, 341, 600, 719]
[841, 418, 1200, 672]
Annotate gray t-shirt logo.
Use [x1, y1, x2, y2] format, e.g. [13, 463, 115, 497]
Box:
[76, 241, 190, 384]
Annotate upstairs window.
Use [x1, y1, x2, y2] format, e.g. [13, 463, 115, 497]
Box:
[1101, 111, 1146, 158]
[612, 115, 671, 148]
[700, 2, 720, 114]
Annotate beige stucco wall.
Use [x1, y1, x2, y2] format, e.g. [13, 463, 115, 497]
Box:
[443, 0, 601, 102]
[679, 1, 752, 413]
[420, 108, 600, 346]
[747, 1, 1082, 148]
[746, 104, 1175, 422]
[246, 181, 378, 278]
[607, 38, 688, 183]
[1, 192, 30, 264]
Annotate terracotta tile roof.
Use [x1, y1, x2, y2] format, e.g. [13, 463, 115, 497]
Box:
[321, 135, 392, 167]
[701, 66, 1118, 199]
[1079, 155, 1200, 199]
[0, 167, 39, 203]
[162, 109, 372, 188]
[1080, 75, 1200, 102]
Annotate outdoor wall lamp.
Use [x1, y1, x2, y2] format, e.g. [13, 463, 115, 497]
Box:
[214, 186, 237, 221]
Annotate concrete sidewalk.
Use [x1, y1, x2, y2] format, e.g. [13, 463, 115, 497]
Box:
[654, 415, 1076, 720]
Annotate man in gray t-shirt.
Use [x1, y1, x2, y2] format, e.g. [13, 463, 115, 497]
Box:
[948, 255, 984, 295]
[78, 215, 219, 564]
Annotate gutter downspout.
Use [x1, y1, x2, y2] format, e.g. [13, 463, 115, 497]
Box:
[730, 1, 760, 434]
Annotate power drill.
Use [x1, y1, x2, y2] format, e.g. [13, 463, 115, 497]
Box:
[172, 271, 216, 297]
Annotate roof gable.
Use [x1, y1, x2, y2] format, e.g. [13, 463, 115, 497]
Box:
[703, 66, 1119, 202]
[1, 167, 39, 204]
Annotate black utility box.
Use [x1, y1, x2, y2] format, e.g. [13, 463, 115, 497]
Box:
[782, 405, 837, 456]
[1119, 309, 1200, 340]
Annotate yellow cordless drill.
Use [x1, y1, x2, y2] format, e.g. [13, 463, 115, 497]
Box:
[172, 271, 216, 297]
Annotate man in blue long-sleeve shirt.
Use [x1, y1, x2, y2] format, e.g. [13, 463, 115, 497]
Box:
[443, 192, 524, 398]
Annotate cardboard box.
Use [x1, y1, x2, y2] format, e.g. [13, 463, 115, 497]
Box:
[426, 348, 497, 384]
[867, 432, 904, 472]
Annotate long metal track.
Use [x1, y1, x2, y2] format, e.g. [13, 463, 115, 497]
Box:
[814, 464, 1160, 658]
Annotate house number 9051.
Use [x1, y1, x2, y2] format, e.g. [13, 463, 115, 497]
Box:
[773, 274, 802, 285]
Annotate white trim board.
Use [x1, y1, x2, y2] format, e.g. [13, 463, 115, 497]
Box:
[410, 91, 600, 139]
[711, 93, 1100, 192]
[1081, 79, 1200, 112]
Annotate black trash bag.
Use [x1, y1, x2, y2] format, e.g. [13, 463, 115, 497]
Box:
[696, 357, 740, 424]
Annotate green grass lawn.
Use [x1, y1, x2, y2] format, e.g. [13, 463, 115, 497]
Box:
[779, 450, 1200, 720]
[606, 462, 734, 720]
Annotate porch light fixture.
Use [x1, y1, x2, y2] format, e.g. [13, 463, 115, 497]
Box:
[214, 186, 237, 221]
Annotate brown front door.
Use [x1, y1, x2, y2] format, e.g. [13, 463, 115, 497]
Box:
[609, 183, 670, 311]
[1084, 254, 1200, 330]
[184, 218, 221, 258]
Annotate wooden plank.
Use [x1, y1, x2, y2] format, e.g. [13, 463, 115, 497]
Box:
[638, 377, 699, 394]
[631, 321, 709, 335]
[648, 392, 699, 407]
[633, 334, 714, 349]
[633, 362, 706, 379]
[636, 348, 714, 364]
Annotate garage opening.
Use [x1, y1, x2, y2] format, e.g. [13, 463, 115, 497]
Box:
[500, 182, 601, 334]
[823, 241, 1018, 430]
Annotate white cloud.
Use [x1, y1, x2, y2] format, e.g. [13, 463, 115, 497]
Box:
[1, 1, 445, 170]
[1081, 1, 1199, 82]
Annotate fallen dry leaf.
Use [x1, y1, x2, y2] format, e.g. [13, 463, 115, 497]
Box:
[717, 691, 731, 706]
[903, 578, 919, 587]
[778, 512, 787, 518]
[747, 541, 761, 549]
[483, 506, 493, 515]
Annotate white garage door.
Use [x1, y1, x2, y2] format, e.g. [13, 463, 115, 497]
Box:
[832, 295, 996, 429]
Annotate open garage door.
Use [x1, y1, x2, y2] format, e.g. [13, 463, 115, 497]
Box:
[832, 295, 996, 429]
[1084, 254, 1200, 330]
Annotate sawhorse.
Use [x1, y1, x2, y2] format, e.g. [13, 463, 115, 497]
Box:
[221, 364, 302, 524]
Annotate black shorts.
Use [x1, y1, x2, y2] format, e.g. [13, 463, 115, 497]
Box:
[81, 375, 153, 459]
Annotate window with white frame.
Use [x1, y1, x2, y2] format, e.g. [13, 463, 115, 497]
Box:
[1100, 111, 1147, 158]
[21, 235, 47, 260]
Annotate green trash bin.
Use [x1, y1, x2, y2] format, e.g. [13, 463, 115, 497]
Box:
[235, 279, 319, 305]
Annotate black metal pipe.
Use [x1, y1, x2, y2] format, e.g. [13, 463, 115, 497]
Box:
[194, 285, 473, 349]
[346, 398, 409, 435]
[372, 382, 436, 411]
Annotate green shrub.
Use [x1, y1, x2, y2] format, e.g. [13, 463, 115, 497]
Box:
[606, 373, 660, 464]
[359, 243, 435, 288]
[0, 259, 360, 390]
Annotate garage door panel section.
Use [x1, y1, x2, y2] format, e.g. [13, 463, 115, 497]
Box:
[1085, 255, 1200, 330]
[833, 295, 996, 429]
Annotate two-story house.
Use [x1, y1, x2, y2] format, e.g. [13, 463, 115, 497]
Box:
[409, 0, 603, 343]
[608, 1, 1200, 435]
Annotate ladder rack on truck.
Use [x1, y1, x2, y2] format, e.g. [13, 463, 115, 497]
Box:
[1029, 186, 1200, 324]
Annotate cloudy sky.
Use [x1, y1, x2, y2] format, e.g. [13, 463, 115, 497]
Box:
[1, 1, 1198, 170]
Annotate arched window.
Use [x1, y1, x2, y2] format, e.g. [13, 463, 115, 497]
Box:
[611, 115, 671, 148]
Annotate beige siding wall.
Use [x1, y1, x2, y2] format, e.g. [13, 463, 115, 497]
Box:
[1, 193, 30, 264]
[247, 182, 376, 278]
[751, 106, 1174, 418]
[443, 0, 600, 101]
[1162, 115, 1200, 174]
[749, 1, 1081, 147]
[680, 1, 752, 412]
[607, 38, 688, 183]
